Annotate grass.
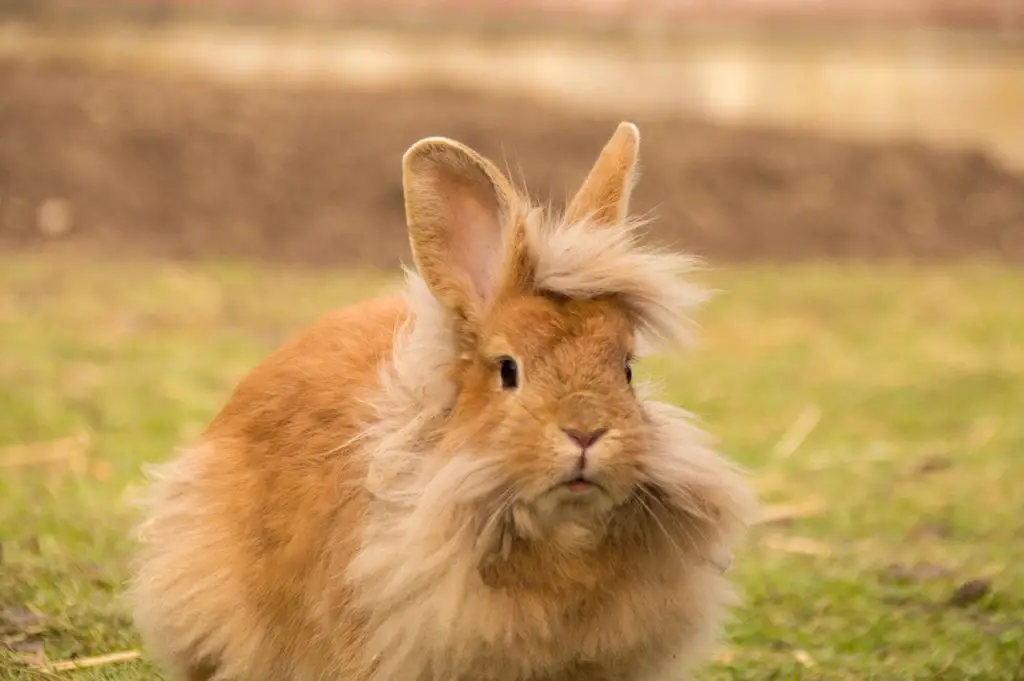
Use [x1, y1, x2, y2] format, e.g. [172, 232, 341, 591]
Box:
[1, 253, 1023, 680]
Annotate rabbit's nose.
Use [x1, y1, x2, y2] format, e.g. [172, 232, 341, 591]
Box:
[561, 427, 607, 451]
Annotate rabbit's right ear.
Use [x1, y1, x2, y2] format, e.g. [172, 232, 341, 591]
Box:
[403, 137, 516, 321]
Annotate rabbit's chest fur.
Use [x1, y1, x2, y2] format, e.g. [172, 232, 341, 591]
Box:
[348, 495, 726, 681]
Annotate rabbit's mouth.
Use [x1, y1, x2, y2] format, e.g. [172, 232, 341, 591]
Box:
[551, 472, 608, 498]
[565, 478, 596, 493]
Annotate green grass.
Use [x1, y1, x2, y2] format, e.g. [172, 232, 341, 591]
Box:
[1, 254, 1023, 680]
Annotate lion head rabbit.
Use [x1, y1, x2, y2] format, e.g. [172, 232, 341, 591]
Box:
[129, 122, 758, 681]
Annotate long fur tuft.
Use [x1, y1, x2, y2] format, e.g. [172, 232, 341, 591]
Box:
[527, 211, 710, 350]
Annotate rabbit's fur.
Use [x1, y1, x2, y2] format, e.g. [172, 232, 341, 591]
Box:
[129, 123, 757, 681]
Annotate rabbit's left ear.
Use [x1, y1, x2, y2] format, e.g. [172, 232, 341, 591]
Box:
[402, 137, 517, 318]
[564, 122, 640, 227]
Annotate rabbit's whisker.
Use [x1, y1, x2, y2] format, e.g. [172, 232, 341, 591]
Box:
[635, 484, 707, 561]
[632, 486, 690, 562]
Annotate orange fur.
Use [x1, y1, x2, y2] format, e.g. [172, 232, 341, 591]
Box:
[130, 122, 758, 681]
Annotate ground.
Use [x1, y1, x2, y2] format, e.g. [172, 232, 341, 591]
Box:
[2, 255, 1022, 680]
[2, 54, 1024, 679]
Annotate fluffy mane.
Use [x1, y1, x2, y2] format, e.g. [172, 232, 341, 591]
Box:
[347, 201, 754, 680]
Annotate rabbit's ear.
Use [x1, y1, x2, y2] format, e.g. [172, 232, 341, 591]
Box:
[403, 137, 516, 316]
[564, 121, 640, 227]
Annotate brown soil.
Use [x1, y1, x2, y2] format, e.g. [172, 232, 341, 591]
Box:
[2, 57, 1022, 267]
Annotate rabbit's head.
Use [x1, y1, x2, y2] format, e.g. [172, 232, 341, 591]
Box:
[381, 123, 752, 570]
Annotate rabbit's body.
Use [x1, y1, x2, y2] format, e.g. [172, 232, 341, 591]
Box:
[131, 124, 756, 681]
[131, 298, 402, 680]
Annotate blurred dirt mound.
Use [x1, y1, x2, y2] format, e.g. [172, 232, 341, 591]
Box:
[2, 57, 1022, 266]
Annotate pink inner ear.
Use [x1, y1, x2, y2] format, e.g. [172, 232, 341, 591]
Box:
[447, 191, 504, 308]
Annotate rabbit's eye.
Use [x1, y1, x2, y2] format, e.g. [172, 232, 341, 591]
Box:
[498, 357, 519, 390]
[625, 356, 633, 385]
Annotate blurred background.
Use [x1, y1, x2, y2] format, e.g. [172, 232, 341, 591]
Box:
[1, 2, 1023, 679]
[1, 0, 1023, 263]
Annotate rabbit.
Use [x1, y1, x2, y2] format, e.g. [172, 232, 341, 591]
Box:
[128, 121, 758, 681]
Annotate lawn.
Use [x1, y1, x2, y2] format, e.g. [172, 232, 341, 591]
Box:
[1, 254, 1022, 680]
